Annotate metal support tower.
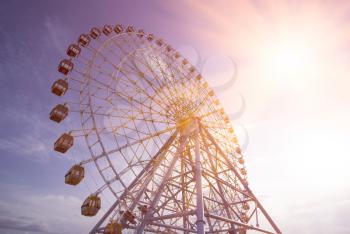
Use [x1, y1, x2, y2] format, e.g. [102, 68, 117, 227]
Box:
[89, 119, 281, 234]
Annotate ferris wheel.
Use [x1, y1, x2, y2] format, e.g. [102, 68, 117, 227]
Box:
[49, 24, 281, 234]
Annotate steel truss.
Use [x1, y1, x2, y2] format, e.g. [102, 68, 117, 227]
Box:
[51, 24, 281, 234]
[90, 119, 281, 234]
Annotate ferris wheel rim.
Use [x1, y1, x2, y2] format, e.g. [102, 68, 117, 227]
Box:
[78, 31, 190, 200]
[50, 23, 269, 233]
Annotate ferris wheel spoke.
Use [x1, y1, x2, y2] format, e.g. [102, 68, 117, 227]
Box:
[161, 57, 190, 88]
[126, 56, 180, 111]
[94, 131, 178, 230]
[190, 93, 214, 116]
[66, 74, 116, 97]
[88, 126, 177, 162]
[98, 69, 169, 118]
[132, 54, 168, 89]
[145, 58, 188, 105]
[82, 74, 168, 119]
[127, 57, 168, 95]
[131, 53, 182, 107]
[200, 120, 232, 131]
[88, 45, 156, 91]
[114, 63, 173, 113]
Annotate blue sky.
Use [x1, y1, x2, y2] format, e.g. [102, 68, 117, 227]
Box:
[0, 1, 182, 233]
[1, 0, 350, 233]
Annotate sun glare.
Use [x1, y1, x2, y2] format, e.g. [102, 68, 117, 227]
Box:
[262, 36, 314, 80]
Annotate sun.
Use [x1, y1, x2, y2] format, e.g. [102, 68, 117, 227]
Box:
[263, 36, 314, 80]
[271, 43, 309, 73]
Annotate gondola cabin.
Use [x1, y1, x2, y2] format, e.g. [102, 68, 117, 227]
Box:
[66, 44, 81, 58]
[51, 79, 68, 96]
[104, 221, 122, 234]
[54, 133, 74, 153]
[219, 108, 225, 115]
[65, 165, 84, 185]
[58, 59, 74, 75]
[203, 82, 208, 88]
[214, 99, 220, 105]
[232, 136, 238, 144]
[156, 39, 163, 47]
[147, 34, 154, 41]
[238, 157, 244, 165]
[81, 195, 101, 216]
[241, 213, 248, 223]
[175, 52, 180, 58]
[126, 26, 135, 33]
[229, 230, 246, 234]
[102, 25, 113, 36]
[50, 104, 69, 123]
[114, 24, 124, 34]
[236, 147, 241, 154]
[138, 205, 148, 214]
[90, 27, 101, 39]
[182, 59, 188, 65]
[196, 74, 202, 81]
[224, 116, 229, 124]
[189, 66, 195, 73]
[228, 127, 234, 133]
[166, 45, 172, 52]
[78, 34, 90, 47]
[137, 29, 145, 38]
[240, 168, 247, 176]
[208, 89, 214, 97]
[242, 202, 250, 210]
[122, 210, 136, 224]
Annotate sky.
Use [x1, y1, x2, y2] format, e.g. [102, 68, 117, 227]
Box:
[0, 0, 350, 233]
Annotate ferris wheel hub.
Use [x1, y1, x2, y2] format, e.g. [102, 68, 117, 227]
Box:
[177, 117, 199, 136]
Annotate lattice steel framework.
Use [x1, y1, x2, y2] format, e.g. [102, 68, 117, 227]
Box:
[50, 24, 281, 234]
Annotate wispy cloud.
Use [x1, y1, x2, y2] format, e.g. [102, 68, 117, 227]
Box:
[44, 15, 70, 53]
[0, 182, 96, 234]
[0, 137, 47, 161]
[0, 106, 55, 162]
[0, 217, 51, 234]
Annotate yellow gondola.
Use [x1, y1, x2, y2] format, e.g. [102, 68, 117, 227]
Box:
[241, 213, 248, 223]
[78, 34, 90, 47]
[122, 210, 136, 224]
[81, 195, 101, 216]
[51, 79, 68, 96]
[242, 202, 250, 210]
[126, 26, 135, 33]
[104, 221, 122, 234]
[102, 25, 113, 36]
[54, 133, 73, 153]
[137, 29, 145, 38]
[50, 104, 69, 123]
[65, 165, 84, 185]
[236, 147, 241, 154]
[240, 168, 247, 175]
[156, 39, 164, 47]
[90, 27, 101, 39]
[147, 33, 154, 41]
[114, 24, 123, 34]
[66, 44, 81, 58]
[58, 59, 74, 75]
